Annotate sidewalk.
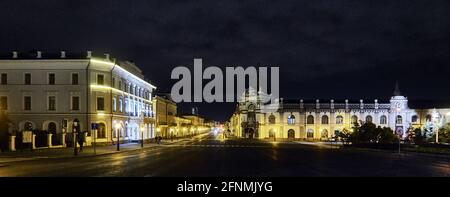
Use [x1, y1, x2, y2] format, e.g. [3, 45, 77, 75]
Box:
[0, 137, 191, 163]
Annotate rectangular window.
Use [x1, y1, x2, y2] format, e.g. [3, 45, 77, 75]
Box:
[48, 73, 55, 85]
[71, 73, 79, 85]
[1, 73, 7, 85]
[118, 81, 122, 90]
[97, 97, 105, 111]
[24, 73, 31, 85]
[119, 98, 123, 112]
[48, 96, 56, 111]
[97, 74, 104, 85]
[112, 77, 115, 88]
[72, 96, 80, 110]
[113, 97, 117, 112]
[0, 96, 7, 110]
[24, 96, 31, 111]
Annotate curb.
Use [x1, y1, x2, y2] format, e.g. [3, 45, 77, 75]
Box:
[0, 141, 188, 163]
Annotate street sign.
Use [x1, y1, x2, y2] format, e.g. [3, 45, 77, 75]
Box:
[91, 123, 98, 130]
[22, 131, 32, 143]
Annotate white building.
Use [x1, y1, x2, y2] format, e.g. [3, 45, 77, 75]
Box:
[228, 86, 450, 140]
[0, 51, 156, 148]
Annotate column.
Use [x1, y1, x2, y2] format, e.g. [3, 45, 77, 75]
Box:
[62, 133, 66, 147]
[48, 133, 53, 147]
[32, 134, 36, 149]
[9, 136, 16, 151]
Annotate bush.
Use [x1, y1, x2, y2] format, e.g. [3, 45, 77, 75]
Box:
[345, 122, 398, 144]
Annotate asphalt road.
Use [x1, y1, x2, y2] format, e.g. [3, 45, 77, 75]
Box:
[0, 133, 449, 177]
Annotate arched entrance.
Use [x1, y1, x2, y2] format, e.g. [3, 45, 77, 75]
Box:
[269, 129, 275, 138]
[48, 122, 60, 145]
[48, 122, 57, 135]
[244, 128, 255, 139]
[307, 129, 314, 139]
[288, 129, 295, 139]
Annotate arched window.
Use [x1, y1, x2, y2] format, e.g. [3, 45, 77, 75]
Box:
[366, 115, 373, 123]
[380, 115, 387, 124]
[351, 115, 358, 124]
[321, 115, 329, 124]
[307, 115, 314, 124]
[411, 115, 418, 123]
[396, 115, 403, 124]
[268, 114, 276, 124]
[98, 123, 106, 138]
[336, 115, 344, 124]
[287, 115, 295, 125]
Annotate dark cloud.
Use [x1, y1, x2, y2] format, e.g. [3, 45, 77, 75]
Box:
[1, 0, 449, 120]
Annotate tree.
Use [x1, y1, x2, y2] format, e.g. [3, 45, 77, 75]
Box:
[347, 122, 398, 144]
[430, 127, 450, 143]
[377, 127, 398, 144]
[412, 128, 426, 145]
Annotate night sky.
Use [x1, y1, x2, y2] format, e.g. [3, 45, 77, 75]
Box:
[1, 0, 449, 121]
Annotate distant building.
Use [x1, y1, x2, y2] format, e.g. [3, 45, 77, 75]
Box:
[0, 51, 156, 148]
[228, 85, 450, 140]
[153, 94, 177, 138]
[153, 94, 210, 138]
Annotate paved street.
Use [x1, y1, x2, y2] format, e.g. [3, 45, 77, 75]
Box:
[0, 132, 449, 177]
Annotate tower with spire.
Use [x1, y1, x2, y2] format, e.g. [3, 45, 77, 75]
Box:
[390, 81, 408, 111]
[393, 80, 401, 96]
[389, 81, 409, 138]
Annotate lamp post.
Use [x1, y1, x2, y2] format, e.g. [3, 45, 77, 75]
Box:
[73, 121, 78, 156]
[115, 123, 121, 151]
[141, 125, 144, 148]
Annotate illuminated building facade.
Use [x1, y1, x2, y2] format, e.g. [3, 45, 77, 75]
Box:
[228, 87, 450, 140]
[153, 95, 178, 138]
[153, 94, 210, 138]
[0, 51, 156, 146]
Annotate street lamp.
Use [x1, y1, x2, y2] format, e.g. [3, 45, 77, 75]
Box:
[115, 123, 121, 151]
[73, 121, 78, 156]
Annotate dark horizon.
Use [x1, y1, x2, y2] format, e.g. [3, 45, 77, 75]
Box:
[1, 0, 449, 121]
